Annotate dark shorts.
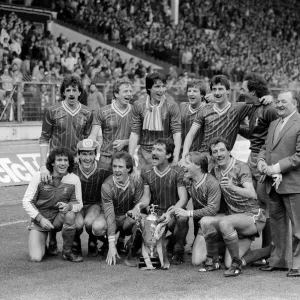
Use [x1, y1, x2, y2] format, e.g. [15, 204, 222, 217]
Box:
[28, 213, 61, 232]
[115, 214, 136, 235]
[244, 208, 267, 235]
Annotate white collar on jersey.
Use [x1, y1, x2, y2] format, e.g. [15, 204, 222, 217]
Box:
[213, 102, 231, 116]
[62, 101, 82, 116]
[113, 176, 130, 191]
[78, 161, 97, 179]
[193, 173, 207, 189]
[189, 102, 205, 114]
[220, 157, 236, 177]
[111, 101, 131, 118]
[153, 165, 171, 178]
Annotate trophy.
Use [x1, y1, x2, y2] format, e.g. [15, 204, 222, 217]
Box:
[138, 204, 169, 269]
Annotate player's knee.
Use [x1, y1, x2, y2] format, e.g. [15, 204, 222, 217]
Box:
[218, 218, 232, 234]
[64, 211, 76, 225]
[200, 217, 213, 231]
[92, 220, 107, 236]
[84, 219, 93, 231]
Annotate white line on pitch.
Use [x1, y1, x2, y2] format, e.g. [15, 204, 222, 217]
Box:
[0, 220, 28, 227]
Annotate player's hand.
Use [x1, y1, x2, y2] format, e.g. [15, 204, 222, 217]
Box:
[161, 212, 171, 224]
[106, 243, 120, 266]
[257, 160, 267, 173]
[112, 140, 127, 151]
[127, 204, 141, 219]
[204, 93, 214, 103]
[178, 157, 186, 167]
[272, 173, 282, 190]
[220, 176, 235, 190]
[40, 218, 54, 230]
[40, 165, 52, 183]
[259, 95, 273, 105]
[56, 202, 69, 214]
[264, 165, 276, 177]
[174, 208, 189, 218]
[172, 156, 179, 166]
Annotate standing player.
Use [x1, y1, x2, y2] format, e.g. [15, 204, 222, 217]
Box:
[200, 137, 266, 277]
[180, 80, 208, 154]
[72, 139, 109, 259]
[22, 148, 83, 262]
[100, 152, 144, 266]
[175, 152, 222, 266]
[89, 78, 133, 171]
[131, 138, 189, 264]
[39, 74, 94, 254]
[180, 75, 272, 164]
[238, 73, 278, 266]
[129, 72, 181, 169]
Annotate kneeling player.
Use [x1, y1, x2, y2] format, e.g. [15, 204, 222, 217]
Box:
[175, 152, 221, 266]
[22, 148, 83, 262]
[101, 151, 144, 265]
[200, 137, 266, 276]
[72, 139, 109, 258]
[131, 138, 189, 265]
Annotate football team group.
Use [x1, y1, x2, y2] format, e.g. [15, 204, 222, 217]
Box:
[22, 71, 300, 278]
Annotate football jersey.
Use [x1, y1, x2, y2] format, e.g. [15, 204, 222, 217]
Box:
[141, 165, 185, 213]
[187, 173, 221, 219]
[180, 102, 205, 152]
[73, 161, 109, 206]
[211, 158, 259, 214]
[101, 175, 143, 237]
[93, 102, 132, 158]
[131, 98, 181, 153]
[22, 171, 83, 220]
[39, 101, 93, 154]
[192, 102, 249, 152]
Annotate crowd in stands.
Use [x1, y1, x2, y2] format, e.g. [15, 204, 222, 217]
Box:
[49, 0, 300, 88]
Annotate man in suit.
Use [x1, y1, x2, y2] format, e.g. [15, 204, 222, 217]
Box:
[258, 90, 300, 277]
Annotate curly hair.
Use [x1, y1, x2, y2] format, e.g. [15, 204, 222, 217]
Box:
[60, 75, 83, 99]
[153, 138, 175, 163]
[243, 73, 269, 98]
[46, 148, 75, 174]
[208, 136, 230, 156]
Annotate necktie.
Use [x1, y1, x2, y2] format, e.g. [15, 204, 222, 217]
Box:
[273, 119, 284, 143]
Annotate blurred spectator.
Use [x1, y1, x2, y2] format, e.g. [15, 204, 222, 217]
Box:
[87, 83, 105, 111]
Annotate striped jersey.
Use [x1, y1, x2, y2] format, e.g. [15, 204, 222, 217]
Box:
[180, 102, 205, 152]
[93, 102, 132, 158]
[73, 161, 109, 206]
[101, 175, 143, 237]
[131, 98, 181, 153]
[39, 101, 93, 154]
[22, 171, 83, 221]
[192, 102, 249, 152]
[211, 158, 259, 214]
[186, 173, 221, 219]
[141, 165, 185, 213]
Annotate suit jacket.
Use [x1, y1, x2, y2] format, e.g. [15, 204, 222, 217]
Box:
[258, 111, 300, 194]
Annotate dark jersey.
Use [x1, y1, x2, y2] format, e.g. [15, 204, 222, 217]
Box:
[192, 102, 249, 152]
[141, 165, 185, 213]
[73, 162, 109, 206]
[93, 102, 132, 158]
[180, 102, 205, 152]
[187, 173, 221, 219]
[239, 101, 278, 154]
[131, 98, 181, 153]
[101, 175, 143, 237]
[39, 101, 93, 154]
[211, 158, 259, 214]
